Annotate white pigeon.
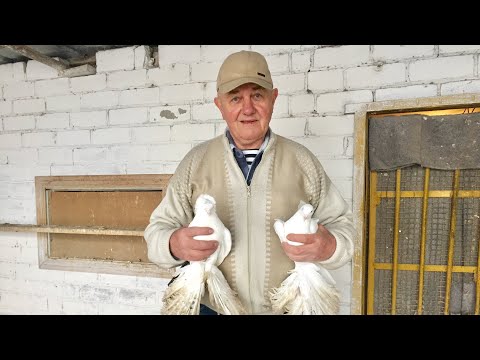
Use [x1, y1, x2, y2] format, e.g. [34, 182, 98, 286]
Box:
[271, 202, 340, 315]
[161, 194, 246, 315]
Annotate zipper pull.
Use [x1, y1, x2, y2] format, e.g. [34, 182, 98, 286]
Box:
[247, 186, 251, 197]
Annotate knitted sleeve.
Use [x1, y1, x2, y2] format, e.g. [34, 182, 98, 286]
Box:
[300, 147, 354, 270]
[143, 143, 206, 269]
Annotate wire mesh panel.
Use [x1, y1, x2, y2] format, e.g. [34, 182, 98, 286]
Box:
[367, 165, 480, 315]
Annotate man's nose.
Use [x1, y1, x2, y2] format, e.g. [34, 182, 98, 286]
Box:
[242, 97, 255, 115]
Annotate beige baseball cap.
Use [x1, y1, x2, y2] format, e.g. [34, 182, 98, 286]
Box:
[216, 50, 273, 94]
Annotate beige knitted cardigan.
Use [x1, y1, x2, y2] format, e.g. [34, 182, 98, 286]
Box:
[144, 130, 354, 314]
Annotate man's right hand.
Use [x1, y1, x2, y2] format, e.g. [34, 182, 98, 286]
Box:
[169, 226, 218, 261]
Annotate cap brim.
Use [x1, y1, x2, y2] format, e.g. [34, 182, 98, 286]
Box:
[217, 77, 273, 94]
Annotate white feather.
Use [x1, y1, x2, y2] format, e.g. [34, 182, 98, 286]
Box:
[271, 202, 340, 315]
[162, 194, 246, 315]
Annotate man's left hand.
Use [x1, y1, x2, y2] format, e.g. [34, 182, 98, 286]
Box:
[282, 224, 336, 262]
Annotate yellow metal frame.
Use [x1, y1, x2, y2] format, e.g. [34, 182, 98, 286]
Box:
[352, 92, 480, 315]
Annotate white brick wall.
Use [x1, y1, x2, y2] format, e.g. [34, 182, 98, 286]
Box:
[2, 45, 479, 315]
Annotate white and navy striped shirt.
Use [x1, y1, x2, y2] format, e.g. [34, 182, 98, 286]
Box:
[226, 129, 270, 185]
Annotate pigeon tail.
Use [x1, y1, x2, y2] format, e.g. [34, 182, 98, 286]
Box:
[270, 262, 340, 315]
[161, 261, 206, 315]
[206, 264, 246, 315]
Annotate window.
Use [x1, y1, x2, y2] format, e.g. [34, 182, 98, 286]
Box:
[35, 174, 173, 278]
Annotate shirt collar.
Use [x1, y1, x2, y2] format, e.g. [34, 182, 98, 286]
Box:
[225, 128, 270, 152]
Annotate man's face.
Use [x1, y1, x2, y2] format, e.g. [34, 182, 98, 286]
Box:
[214, 83, 278, 150]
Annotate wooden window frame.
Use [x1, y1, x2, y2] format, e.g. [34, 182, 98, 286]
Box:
[35, 174, 174, 278]
[352, 92, 480, 315]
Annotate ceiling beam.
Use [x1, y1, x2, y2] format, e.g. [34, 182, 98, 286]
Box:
[2, 45, 69, 71]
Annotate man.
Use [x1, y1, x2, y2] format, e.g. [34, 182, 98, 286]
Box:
[144, 50, 354, 315]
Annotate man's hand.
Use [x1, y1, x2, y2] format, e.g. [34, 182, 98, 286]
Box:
[282, 224, 336, 262]
[169, 226, 218, 261]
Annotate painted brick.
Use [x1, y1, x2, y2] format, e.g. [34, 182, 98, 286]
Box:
[292, 51, 312, 72]
[13, 63, 26, 81]
[273, 73, 305, 93]
[36, 112, 70, 129]
[46, 95, 81, 112]
[290, 93, 315, 115]
[108, 145, 149, 162]
[192, 103, 220, 122]
[313, 45, 370, 69]
[109, 107, 148, 125]
[376, 84, 437, 101]
[0, 100, 12, 116]
[157, 45, 201, 64]
[0, 292, 48, 314]
[118, 88, 159, 106]
[62, 301, 99, 315]
[373, 45, 434, 61]
[3, 115, 35, 131]
[251, 45, 301, 54]
[272, 94, 288, 118]
[3, 82, 34, 99]
[204, 82, 217, 100]
[21, 132, 55, 147]
[0, 261, 15, 278]
[91, 128, 130, 145]
[116, 288, 157, 306]
[308, 115, 354, 136]
[70, 74, 107, 93]
[158, 83, 204, 104]
[148, 144, 191, 161]
[13, 98, 45, 114]
[78, 285, 115, 303]
[73, 148, 108, 163]
[171, 124, 215, 141]
[35, 78, 70, 97]
[96, 47, 135, 73]
[71, 111, 107, 128]
[409, 55, 474, 82]
[26, 60, 59, 80]
[441, 79, 480, 95]
[147, 64, 190, 86]
[107, 69, 147, 89]
[296, 136, 351, 159]
[266, 53, 289, 74]
[191, 62, 221, 82]
[2, 149, 38, 164]
[215, 122, 227, 137]
[132, 126, 170, 143]
[440, 45, 480, 54]
[0, 133, 22, 149]
[38, 148, 73, 165]
[0, 63, 14, 82]
[270, 117, 306, 137]
[316, 90, 372, 115]
[308, 69, 344, 92]
[345, 63, 405, 89]
[56, 130, 90, 146]
[81, 91, 119, 110]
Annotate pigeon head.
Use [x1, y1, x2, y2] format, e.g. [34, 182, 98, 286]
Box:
[195, 194, 216, 215]
[299, 204, 314, 219]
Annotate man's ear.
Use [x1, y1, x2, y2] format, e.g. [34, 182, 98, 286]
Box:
[214, 96, 221, 110]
